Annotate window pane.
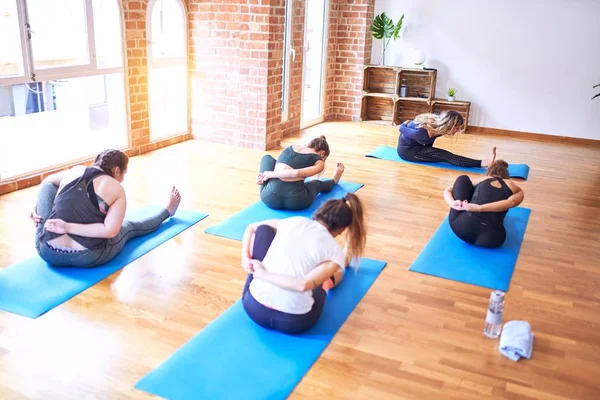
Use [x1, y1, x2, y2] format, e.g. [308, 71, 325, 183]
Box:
[92, 0, 123, 69]
[0, 73, 127, 180]
[148, 65, 187, 140]
[150, 0, 185, 58]
[28, 0, 90, 70]
[0, 0, 24, 78]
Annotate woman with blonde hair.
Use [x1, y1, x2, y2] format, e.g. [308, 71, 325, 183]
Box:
[239, 192, 366, 333]
[256, 135, 345, 210]
[397, 111, 496, 167]
[443, 159, 524, 248]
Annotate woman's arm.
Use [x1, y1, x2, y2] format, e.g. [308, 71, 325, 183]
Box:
[465, 186, 524, 213]
[251, 260, 340, 292]
[443, 186, 465, 211]
[264, 161, 325, 180]
[44, 187, 127, 238]
[241, 219, 280, 266]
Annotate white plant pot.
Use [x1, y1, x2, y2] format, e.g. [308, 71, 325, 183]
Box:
[447, 96, 455, 102]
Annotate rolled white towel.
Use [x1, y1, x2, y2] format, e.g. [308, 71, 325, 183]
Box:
[498, 320, 534, 361]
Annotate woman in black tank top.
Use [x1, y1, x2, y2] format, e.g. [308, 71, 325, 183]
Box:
[30, 149, 181, 267]
[255, 136, 346, 210]
[443, 160, 525, 248]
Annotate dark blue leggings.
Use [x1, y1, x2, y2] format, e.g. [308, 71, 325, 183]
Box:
[242, 225, 326, 334]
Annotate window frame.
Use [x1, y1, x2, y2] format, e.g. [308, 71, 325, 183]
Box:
[0, 0, 124, 86]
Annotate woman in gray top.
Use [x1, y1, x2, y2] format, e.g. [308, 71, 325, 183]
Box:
[257, 136, 345, 210]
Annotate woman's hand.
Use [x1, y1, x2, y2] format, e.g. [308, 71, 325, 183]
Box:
[462, 202, 482, 212]
[249, 259, 267, 278]
[242, 255, 253, 272]
[450, 200, 468, 211]
[256, 171, 271, 185]
[30, 205, 42, 226]
[44, 219, 68, 234]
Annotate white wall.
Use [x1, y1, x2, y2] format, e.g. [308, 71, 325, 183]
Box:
[371, 0, 600, 140]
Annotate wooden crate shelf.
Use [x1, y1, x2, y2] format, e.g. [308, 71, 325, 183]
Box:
[432, 99, 471, 126]
[394, 99, 432, 125]
[360, 96, 395, 125]
[363, 66, 398, 95]
[359, 65, 471, 127]
[397, 69, 436, 99]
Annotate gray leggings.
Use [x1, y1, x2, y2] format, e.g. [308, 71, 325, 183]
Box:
[35, 182, 170, 267]
[259, 155, 335, 210]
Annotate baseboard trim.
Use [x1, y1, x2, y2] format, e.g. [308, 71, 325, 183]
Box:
[468, 125, 600, 146]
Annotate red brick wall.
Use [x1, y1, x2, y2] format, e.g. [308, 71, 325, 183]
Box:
[325, 0, 374, 122]
[189, 0, 285, 150]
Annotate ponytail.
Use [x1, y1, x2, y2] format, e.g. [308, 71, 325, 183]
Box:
[313, 192, 367, 267]
[343, 193, 367, 266]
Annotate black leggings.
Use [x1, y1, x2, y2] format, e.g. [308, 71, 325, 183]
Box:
[242, 225, 326, 334]
[449, 175, 507, 248]
[259, 155, 335, 210]
[397, 144, 482, 168]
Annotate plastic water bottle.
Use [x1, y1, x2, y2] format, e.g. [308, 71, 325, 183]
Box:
[483, 291, 505, 338]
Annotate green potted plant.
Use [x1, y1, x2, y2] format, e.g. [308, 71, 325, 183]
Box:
[370, 13, 404, 66]
[447, 88, 457, 102]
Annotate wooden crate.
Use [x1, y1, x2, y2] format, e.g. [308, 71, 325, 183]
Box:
[360, 96, 395, 124]
[394, 99, 432, 125]
[432, 99, 471, 126]
[398, 69, 436, 100]
[362, 66, 398, 95]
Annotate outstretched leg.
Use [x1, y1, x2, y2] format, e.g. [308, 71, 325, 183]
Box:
[299, 162, 346, 209]
[93, 187, 181, 266]
[414, 146, 482, 168]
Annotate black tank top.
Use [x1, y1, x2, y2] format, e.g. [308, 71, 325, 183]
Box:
[41, 167, 109, 249]
[277, 146, 321, 169]
[471, 178, 514, 228]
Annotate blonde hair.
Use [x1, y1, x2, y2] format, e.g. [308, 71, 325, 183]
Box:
[414, 111, 465, 137]
[313, 192, 367, 267]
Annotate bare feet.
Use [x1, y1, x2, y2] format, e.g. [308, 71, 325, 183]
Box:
[333, 163, 345, 184]
[482, 146, 497, 168]
[166, 186, 181, 217]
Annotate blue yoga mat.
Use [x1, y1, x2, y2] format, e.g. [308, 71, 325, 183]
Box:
[366, 146, 530, 180]
[0, 205, 208, 318]
[409, 207, 531, 291]
[135, 257, 387, 400]
[205, 180, 363, 241]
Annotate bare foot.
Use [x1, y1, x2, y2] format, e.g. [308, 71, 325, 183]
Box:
[332, 163, 345, 184]
[166, 186, 181, 217]
[482, 146, 497, 168]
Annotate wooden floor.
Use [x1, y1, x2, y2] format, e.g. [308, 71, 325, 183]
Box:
[1, 122, 600, 399]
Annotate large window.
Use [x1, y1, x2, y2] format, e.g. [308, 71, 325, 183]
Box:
[147, 0, 188, 141]
[0, 0, 127, 181]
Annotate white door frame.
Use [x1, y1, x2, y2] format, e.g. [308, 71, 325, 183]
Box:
[146, 0, 189, 140]
[281, 0, 294, 123]
[300, 0, 330, 130]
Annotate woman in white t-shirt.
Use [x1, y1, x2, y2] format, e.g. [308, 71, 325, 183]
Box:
[240, 193, 367, 334]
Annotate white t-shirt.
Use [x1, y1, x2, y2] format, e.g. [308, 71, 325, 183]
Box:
[249, 217, 346, 315]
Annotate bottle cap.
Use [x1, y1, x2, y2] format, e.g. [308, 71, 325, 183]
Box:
[491, 291, 505, 302]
